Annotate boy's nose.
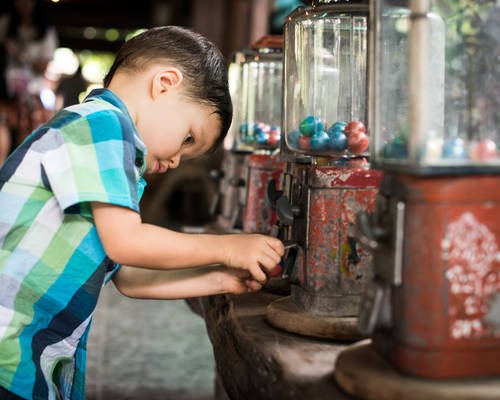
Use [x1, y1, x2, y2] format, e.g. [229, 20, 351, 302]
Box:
[168, 154, 181, 169]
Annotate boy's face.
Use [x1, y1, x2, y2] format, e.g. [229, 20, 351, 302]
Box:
[137, 75, 221, 174]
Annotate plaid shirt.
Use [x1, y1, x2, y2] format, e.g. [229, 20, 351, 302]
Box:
[0, 89, 147, 400]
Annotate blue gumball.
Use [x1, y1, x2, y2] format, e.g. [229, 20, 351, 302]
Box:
[239, 122, 255, 135]
[241, 134, 255, 145]
[329, 121, 348, 135]
[442, 137, 468, 159]
[299, 115, 325, 136]
[287, 129, 301, 148]
[255, 130, 270, 145]
[327, 127, 348, 152]
[310, 131, 330, 151]
[382, 136, 408, 159]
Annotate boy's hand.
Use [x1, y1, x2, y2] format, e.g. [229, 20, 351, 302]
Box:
[221, 234, 284, 283]
[215, 268, 263, 294]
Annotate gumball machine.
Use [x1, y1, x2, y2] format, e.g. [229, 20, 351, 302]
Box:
[265, 0, 382, 340]
[335, 1, 500, 398]
[240, 36, 286, 235]
[210, 51, 252, 232]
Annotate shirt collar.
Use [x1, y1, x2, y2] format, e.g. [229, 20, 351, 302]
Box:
[84, 88, 147, 156]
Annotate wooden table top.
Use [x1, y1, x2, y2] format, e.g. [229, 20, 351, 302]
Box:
[188, 291, 354, 400]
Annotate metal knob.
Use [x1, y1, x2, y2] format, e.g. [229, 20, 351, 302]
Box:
[276, 196, 300, 226]
[265, 179, 283, 209]
[282, 241, 300, 280]
[209, 193, 221, 217]
[209, 169, 224, 180]
[228, 177, 246, 187]
[355, 212, 387, 252]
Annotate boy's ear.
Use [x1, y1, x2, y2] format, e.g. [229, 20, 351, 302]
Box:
[151, 68, 184, 99]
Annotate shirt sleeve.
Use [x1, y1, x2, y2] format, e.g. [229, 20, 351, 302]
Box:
[41, 108, 141, 215]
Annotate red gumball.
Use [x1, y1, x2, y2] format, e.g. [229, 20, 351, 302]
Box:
[470, 139, 498, 161]
[267, 130, 281, 147]
[298, 135, 311, 150]
[345, 121, 366, 137]
[348, 132, 369, 155]
[268, 264, 282, 278]
[257, 122, 271, 133]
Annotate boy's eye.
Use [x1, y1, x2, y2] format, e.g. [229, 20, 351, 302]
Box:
[183, 133, 194, 145]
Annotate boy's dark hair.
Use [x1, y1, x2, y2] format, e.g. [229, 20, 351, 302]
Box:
[103, 26, 232, 151]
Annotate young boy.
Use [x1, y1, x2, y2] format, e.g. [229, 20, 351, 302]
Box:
[0, 26, 284, 400]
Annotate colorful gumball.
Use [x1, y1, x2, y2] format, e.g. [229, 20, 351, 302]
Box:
[327, 125, 348, 152]
[299, 115, 325, 136]
[298, 135, 311, 150]
[287, 129, 301, 148]
[348, 132, 369, 155]
[241, 134, 255, 145]
[310, 131, 330, 151]
[270, 125, 281, 135]
[255, 130, 270, 146]
[442, 137, 468, 159]
[345, 121, 366, 137]
[382, 136, 408, 159]
[268, 264, 282, 278]
[470, 139, 498, 161]
[267, 129, 281, 147]
[239, 122, 255, 135]
[329, 121, 348, 134]
[424, 138, 444, 162]
[257, 122, 271, 134]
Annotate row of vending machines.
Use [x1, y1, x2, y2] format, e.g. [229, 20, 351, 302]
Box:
[209, 0, 499, 398]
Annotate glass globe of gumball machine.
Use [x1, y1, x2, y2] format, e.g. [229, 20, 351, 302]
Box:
[335, 1, 500, 398]
[209, 50, 253, 232]
[240, 36, 286, 236]
[265, 0, 382, 340]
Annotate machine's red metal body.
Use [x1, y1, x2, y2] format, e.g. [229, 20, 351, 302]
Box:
[289, 161, 382, 316]
[243, 154, 285, 234]
[373, 174, 500, 378]
[215, 151, 249, 230]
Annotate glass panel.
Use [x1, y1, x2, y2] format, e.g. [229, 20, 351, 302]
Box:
[373, 0, 500, 172]
[283, 6, 369, 158]
[237, 51, 283, 151]
[224, 52, 247, 151]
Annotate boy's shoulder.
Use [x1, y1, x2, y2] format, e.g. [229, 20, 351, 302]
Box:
[48, 98, 126, 131]
[41, 95, 138, 149]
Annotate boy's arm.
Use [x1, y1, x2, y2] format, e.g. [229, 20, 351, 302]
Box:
[92, 202, 284, 283]
[112, 264, 262, 299]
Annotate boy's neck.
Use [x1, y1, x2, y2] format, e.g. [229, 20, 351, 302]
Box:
[107, 76, 140, 125]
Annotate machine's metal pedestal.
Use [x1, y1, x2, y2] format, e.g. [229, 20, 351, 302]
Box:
[266, 296, 363, 341]
[334, 341, 500, 400]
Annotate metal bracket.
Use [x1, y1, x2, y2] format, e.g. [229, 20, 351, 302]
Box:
[358, 279, 385, 335]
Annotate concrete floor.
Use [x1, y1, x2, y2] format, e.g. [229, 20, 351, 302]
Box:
[85, 284, 216, 400]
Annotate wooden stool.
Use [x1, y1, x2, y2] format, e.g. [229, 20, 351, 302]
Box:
[334, 341, 500, 400]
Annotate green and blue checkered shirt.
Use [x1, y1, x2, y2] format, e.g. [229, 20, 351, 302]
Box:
[0, 88, 147, 400]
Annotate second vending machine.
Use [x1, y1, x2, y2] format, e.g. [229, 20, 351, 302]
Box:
[267, 0, 382, 340]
